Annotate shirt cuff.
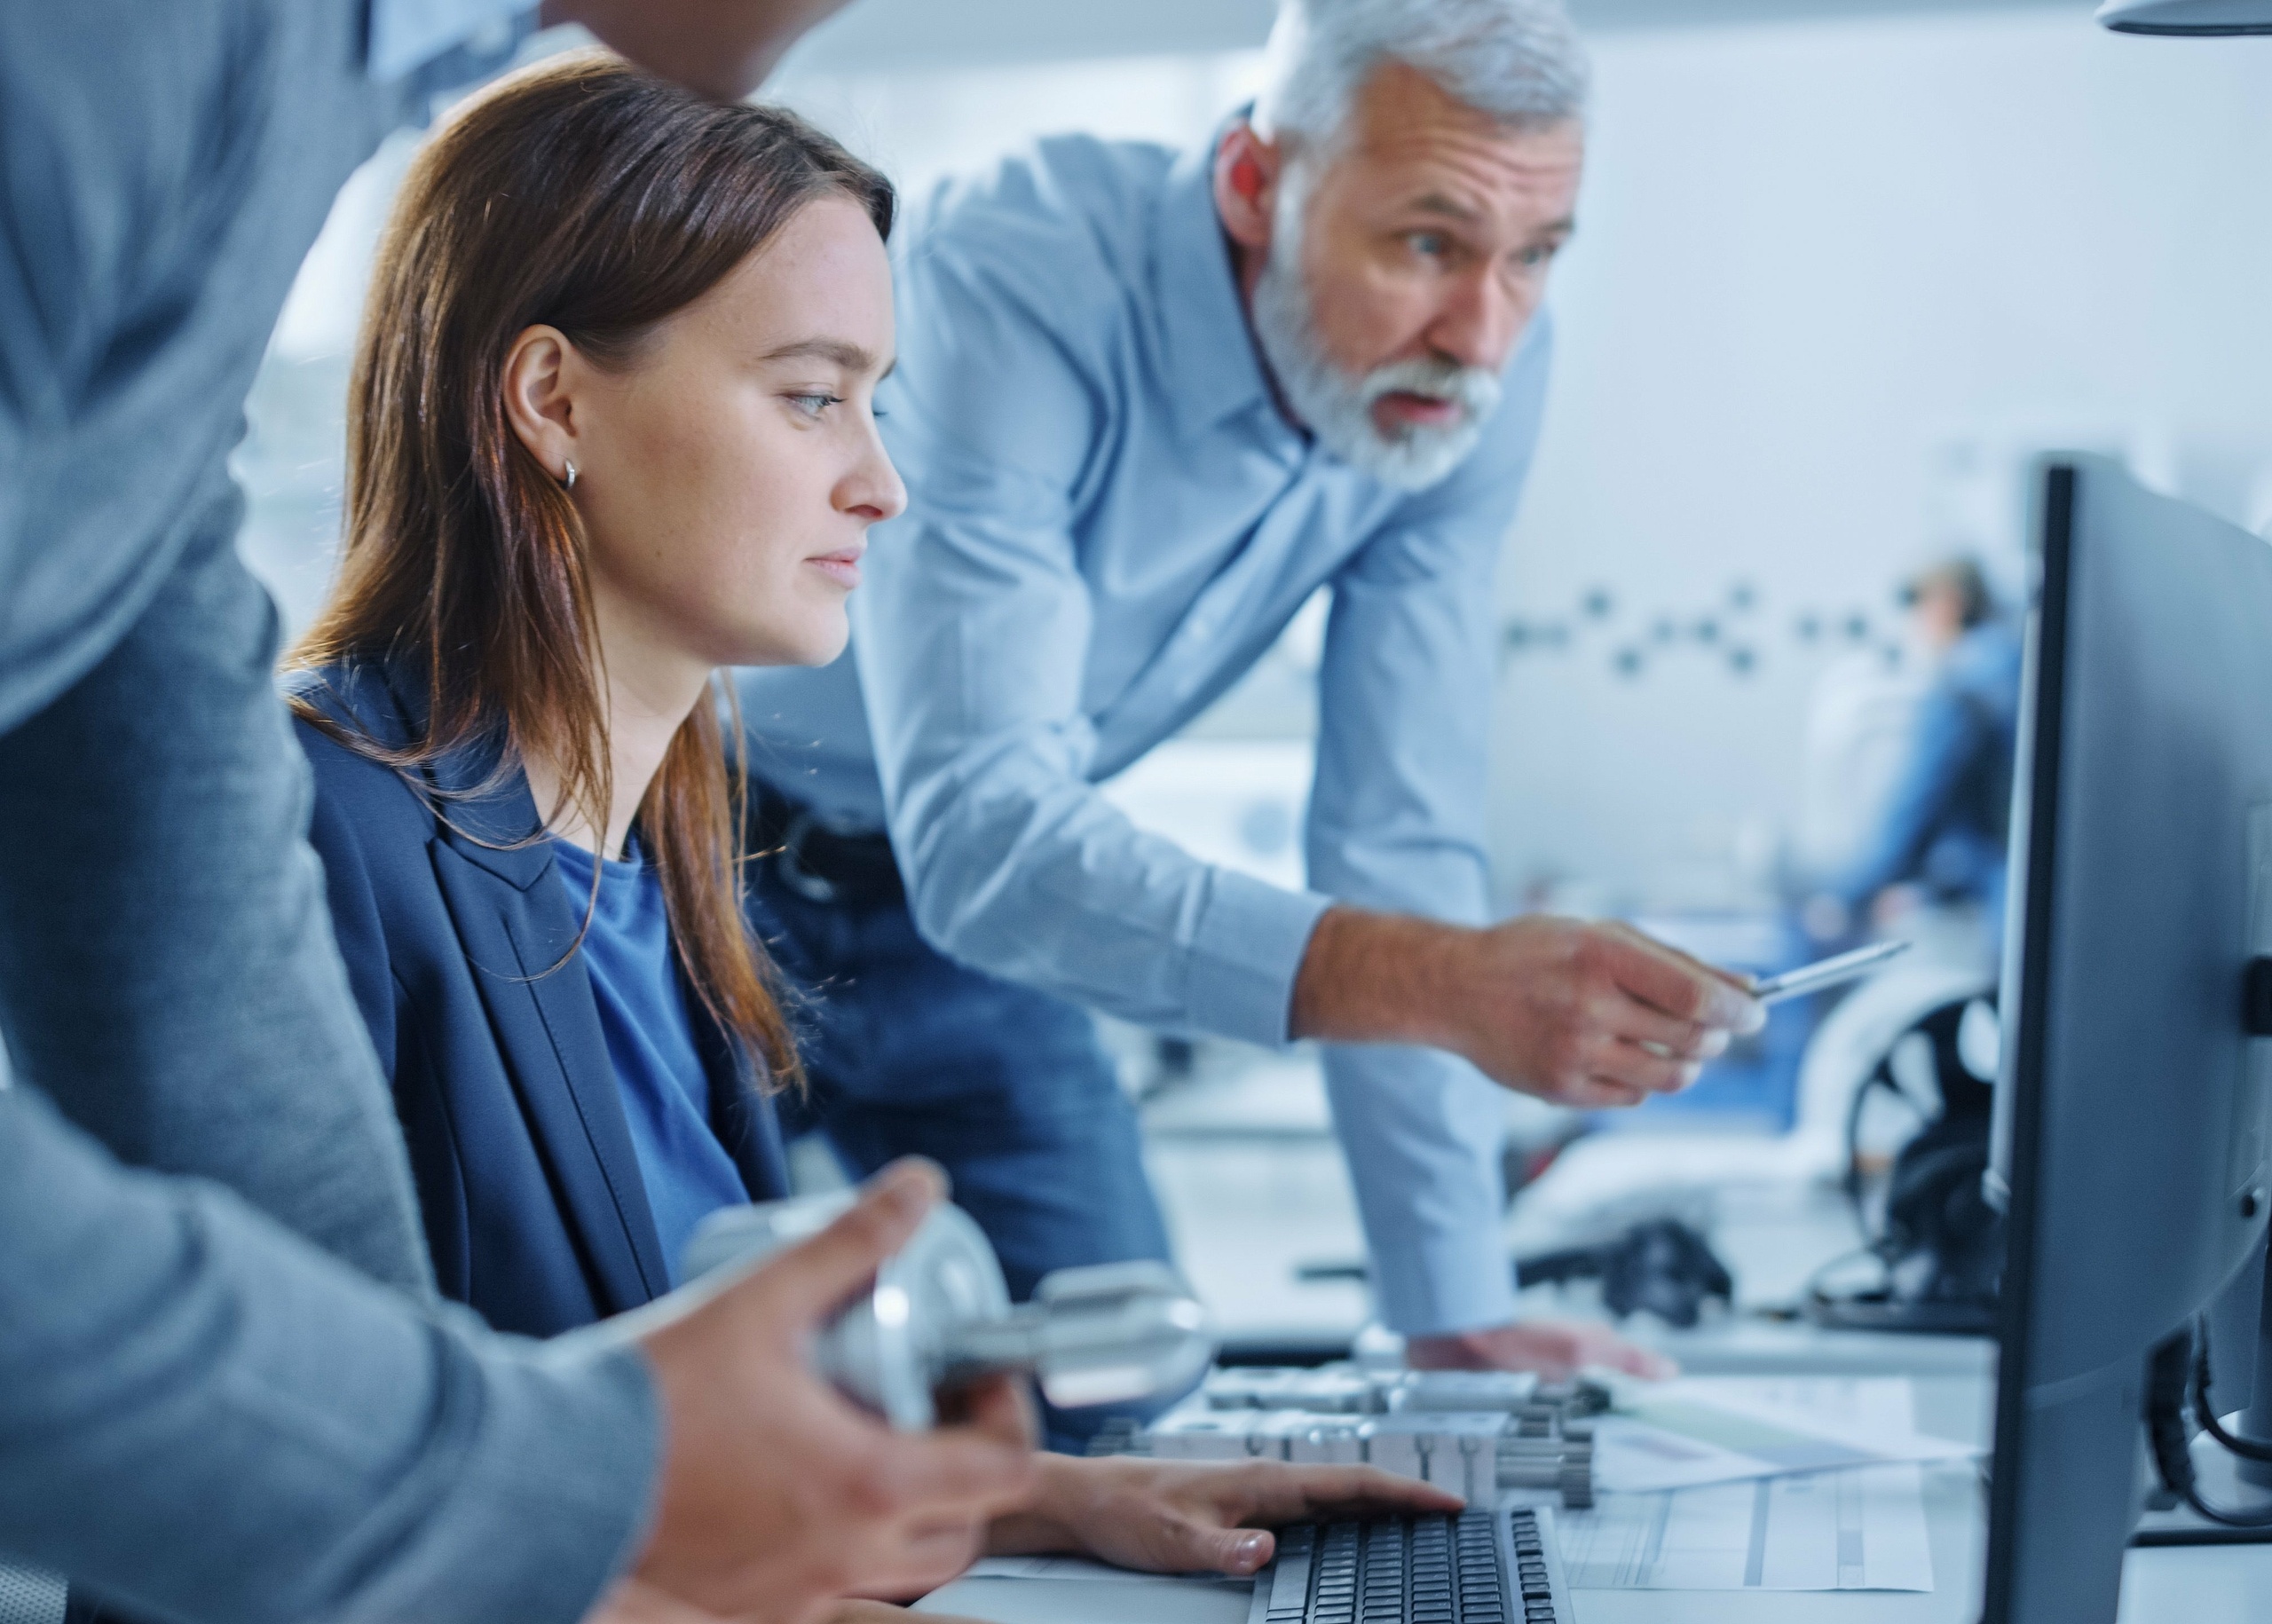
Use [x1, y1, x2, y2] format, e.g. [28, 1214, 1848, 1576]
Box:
[1183, 868, 1334, 1047]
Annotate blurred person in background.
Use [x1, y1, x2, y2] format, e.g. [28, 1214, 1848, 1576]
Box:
[0, 3, 1080, 1622]
[738, 0, 1763, 1444]
[1802, 557, 2023, 967]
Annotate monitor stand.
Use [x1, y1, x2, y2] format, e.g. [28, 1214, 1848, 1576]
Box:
[2131, 1439, 2272, 1545]
[2132, 1242, 2272, 1546]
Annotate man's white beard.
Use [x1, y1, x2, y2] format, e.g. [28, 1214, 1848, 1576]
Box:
[1249, 205, 1503, 493]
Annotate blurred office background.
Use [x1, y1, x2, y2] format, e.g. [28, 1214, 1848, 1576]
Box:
[232, 0, 2272, 1352]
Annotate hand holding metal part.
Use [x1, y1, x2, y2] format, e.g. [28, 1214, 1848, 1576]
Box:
[683, 1192, 1215, 1429]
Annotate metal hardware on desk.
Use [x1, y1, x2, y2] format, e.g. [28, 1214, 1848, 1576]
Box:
[1100, 1365, 1605, 1510]
[922, 1370, 2272, 1624]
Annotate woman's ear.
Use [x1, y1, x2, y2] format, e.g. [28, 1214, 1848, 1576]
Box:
[1211, 121, 1286, 256]
[501, 324, 581, 485]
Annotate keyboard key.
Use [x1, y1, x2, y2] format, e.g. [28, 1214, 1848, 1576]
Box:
[1268, 1548, 1312, 1615]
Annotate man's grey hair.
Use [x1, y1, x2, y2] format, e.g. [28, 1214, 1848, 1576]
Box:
[1253, 0, 1590, 152]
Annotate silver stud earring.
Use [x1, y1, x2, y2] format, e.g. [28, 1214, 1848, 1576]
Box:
[563, 460, 579, 492]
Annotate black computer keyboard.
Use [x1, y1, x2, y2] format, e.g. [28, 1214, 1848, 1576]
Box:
[1246, 1506, 1569, 1624]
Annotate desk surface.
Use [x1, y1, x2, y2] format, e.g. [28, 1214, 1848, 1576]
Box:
[942, 1159, 2272, 1622]
[919, 1371, 2272, 1624]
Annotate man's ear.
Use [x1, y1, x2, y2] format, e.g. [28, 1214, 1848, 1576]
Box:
[500, 324, 580, 484]
[1211, 121, 1287, 256]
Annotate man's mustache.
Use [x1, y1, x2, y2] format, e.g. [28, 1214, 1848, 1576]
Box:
[1359, 359, 1501, 425]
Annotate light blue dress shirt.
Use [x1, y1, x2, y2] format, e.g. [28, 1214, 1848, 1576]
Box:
[740, 134, 1551, 1336]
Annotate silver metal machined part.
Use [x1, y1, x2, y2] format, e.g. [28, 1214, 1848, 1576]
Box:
[682, 1194, 1215, 1431]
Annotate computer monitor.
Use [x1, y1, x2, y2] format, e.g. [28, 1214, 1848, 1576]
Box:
[1984, 456, 2272, 1621]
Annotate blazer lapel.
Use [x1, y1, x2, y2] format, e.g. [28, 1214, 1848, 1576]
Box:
[425, 756, 674, 1313]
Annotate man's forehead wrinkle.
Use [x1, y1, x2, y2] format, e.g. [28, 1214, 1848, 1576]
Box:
[1410, 192, 1480, 224]
[1351, 128, 1582, 180]
[1339, 120, 1583, 217]
[1350, 143, 1583, 235]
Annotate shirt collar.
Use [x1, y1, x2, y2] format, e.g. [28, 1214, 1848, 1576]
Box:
[367, 0, 535, 83]
[1152, 122, 1277, 443]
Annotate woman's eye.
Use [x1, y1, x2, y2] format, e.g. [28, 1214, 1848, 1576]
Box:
[786, 392, 843, 418]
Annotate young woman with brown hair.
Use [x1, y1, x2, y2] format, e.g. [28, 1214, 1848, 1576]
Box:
[288, 51, 1453, 1614]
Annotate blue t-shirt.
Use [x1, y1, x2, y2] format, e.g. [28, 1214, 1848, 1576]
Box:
[552, 835, 749, 1286]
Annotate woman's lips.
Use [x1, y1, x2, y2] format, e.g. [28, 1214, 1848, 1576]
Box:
[807, 553, 863, 589]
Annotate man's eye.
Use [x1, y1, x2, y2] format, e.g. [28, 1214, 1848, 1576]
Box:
[1516, 242, 1561, 271]
[1408, 231, 1451, 259]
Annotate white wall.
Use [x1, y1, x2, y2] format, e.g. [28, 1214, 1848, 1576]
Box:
[1488, 11, 2272, 911]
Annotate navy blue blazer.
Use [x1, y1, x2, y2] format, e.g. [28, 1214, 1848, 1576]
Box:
[290, 660, 789, 1337]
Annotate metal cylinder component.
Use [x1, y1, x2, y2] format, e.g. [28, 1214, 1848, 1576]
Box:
[682, 1194, 1214, 1430]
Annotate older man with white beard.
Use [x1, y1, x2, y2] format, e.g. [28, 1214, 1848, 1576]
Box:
[736, 0, 1763, 1439]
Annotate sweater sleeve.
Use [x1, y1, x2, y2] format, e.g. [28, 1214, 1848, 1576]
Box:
[0, 1084, 659, 1624]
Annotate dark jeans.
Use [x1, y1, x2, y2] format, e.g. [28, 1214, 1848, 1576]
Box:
[749, 855, 1178, 1451]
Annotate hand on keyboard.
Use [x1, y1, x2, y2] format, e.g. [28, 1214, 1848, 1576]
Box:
[983, 1456, 1465, 1577]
